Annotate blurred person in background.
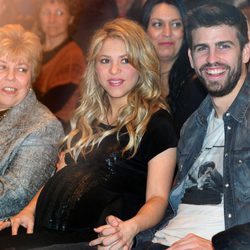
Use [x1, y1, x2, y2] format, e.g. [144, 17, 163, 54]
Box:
[141, 0, 207, 135]
[33, 0, 85, 131]
[74, 0, 144, 53]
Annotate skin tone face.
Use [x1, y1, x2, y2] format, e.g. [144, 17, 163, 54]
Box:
[95, 38, 139, 111]
[147, 3, 184, 65]
[188, 25, 250, 97]
[39, 1, 73, 42]
[0, 55, 32, 111]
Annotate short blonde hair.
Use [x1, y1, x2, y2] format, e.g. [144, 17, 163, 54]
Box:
[0, 24, 42, 83]
[66, 18, 166, 160]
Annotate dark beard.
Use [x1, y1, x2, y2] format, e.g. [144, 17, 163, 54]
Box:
[196, 57, 242, 97]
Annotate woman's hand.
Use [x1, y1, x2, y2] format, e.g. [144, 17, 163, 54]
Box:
[89, 215, 136, 250]
[168, 234, 214, 250]
[0, 205, 35, 235]
[0, 187, 41, 235]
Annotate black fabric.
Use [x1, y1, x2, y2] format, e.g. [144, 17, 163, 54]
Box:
[182, 188, 222, 205]
[37, 83, 78, 113]
[0, 109, 177, 249]
[168, 43, 207, 135]
[0, 231, 93, 250]
[34, 109, 177, 237]
[32, 242, 95, 250]
[212, 222, 250, 250]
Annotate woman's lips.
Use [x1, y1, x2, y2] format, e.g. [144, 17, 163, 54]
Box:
[108, 79, 124, 86]
[158, 41, 174, 46]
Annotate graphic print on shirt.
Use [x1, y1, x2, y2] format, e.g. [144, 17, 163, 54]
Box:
[182, 110, 224, 205]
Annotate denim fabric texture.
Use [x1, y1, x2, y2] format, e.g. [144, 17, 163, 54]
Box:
[135, 75, 250, 245]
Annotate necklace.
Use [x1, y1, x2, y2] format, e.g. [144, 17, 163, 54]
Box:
[0, 109, 8, 122]
[105, 109, 118, 129]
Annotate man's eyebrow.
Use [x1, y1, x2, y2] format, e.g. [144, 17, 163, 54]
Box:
[193, 43, 208, 50]
[215, 40, 235, 46]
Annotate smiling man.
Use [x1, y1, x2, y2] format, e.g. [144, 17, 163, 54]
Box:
[144, 2, 250, 249]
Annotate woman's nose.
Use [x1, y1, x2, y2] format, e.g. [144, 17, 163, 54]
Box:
[110, 63, 121, 75]
[162, 24, 172, 37]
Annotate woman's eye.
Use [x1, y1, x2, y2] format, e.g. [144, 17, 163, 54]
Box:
[100, 58, 110, 64]
[17, 67, 28, 73]
[0, 65, 6, 70]
[152, 21, 162, 28]
[121, 58, 129, 64]
[56, 10, 63, 16]
[172, 21, 183, 28]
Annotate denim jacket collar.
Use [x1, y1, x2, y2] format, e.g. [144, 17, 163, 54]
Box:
[226, 75, 250, 123]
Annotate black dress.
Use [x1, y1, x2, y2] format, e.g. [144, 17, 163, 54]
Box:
[0, 109, 178, 249]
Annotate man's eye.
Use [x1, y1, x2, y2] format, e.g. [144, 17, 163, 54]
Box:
[219, 44, 231, 49]
[196, 46, 207, 52]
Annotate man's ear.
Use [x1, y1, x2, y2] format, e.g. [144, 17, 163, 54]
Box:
[242, 41, 250, 64]
[188, 48, 194, 69]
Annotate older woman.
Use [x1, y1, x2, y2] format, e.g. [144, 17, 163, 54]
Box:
[0, 24, 64, 221]
[33, 0, 85, 130]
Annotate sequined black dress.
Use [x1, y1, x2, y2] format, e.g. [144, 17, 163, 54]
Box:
[0, 109, 177, 249]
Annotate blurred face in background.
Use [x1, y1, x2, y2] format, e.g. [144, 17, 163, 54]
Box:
[0, 55, 32, 111]
[39, 0, 73, 40]
[147, 3, 184, 64]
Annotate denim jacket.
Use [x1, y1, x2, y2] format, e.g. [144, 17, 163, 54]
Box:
[136, 75, 250, 245]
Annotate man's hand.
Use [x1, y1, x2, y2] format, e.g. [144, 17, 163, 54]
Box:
[168, 233, 213, 250]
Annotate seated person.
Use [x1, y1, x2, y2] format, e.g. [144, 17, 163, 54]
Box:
[33, 0, 85, 130]
[0, 18, 177, 249]
[90, 2, 250, 249]
[0, 24, 64, 221]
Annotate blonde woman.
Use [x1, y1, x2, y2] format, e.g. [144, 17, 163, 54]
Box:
[0, 18, 177, 249]
[0, 23, 64, 224]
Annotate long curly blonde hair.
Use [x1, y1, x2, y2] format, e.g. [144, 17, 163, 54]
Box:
[65, 18, 167, 161]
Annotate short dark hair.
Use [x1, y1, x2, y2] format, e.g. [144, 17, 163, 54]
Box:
[185, 2, 249, 50]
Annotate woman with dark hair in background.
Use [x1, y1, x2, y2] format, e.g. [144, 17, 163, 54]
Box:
[142, 0, 207, 134]
[33, 0, 85, 130]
